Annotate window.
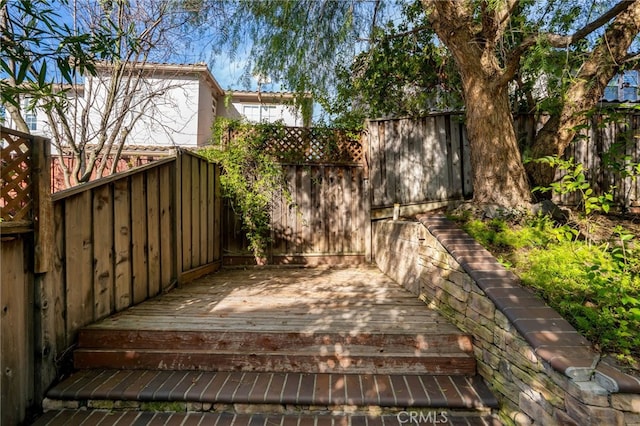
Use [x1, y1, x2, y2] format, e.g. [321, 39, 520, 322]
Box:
[621, 70, 638, 102]
[261, 105, 278, 122]
[23, 98, 37, 131]
[242, 105, 279, 123]
[243, 105, 261, 122]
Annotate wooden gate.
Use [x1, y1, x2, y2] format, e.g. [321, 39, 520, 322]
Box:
[222, 127, 371, 265]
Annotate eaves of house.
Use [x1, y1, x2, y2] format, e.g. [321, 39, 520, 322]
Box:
[93, 61, 225, 99]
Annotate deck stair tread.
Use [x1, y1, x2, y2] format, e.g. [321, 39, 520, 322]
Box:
[72, 347, 477, 375]
[77, 329, 473, 352]
[74, 346, 475, 358]
[45, 369, 499, 409]
[32, 409, 502, 426]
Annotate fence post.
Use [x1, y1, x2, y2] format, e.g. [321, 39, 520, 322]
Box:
[31, 136, 52, 273]
[363, 128, 373, 263]
[174, 149, 184, 283]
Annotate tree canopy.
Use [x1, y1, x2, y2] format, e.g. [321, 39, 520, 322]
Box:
[1, 0, 221, 187]
[199, 0, 640, 208]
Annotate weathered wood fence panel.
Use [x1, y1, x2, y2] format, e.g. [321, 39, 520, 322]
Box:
[223, 163, 370, 266]
[1, 237, 34, 426]
[560, 112, 640, 209]
[1, 131, 222, 424]
[222, 128, 370, 266]
[1, 127, 50, 426]
[514, 112, 640, 209]
[367, 114, 473, 218]
[369, 112, 640, 212]
[176, 153, 222, 281]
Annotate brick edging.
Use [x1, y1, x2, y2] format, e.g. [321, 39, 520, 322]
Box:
[416, 213, 640, 395]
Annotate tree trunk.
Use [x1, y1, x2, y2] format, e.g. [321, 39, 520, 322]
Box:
[425, 0, 531, 209]
[6, 103, 29, 133]
[462, 75, 532, 208]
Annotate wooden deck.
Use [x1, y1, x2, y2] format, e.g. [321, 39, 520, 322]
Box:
[75, 265, 475, 374]
[37, 265, 501, 425]
[85, 265, 460, 334]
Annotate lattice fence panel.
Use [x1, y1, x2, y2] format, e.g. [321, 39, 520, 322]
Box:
[1, 130, 33, 222]
[262, 127, 364, 164]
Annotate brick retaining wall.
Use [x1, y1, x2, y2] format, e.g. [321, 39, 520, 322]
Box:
[373, 215, 640, 425]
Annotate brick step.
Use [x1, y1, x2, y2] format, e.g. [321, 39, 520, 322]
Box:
[77, 329, 474, 353]
[32, 409, 502, 426]
[44, 369, 498, 411]
[73, 347, 477, 375]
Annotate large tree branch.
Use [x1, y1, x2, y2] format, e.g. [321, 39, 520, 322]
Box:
[499, 0, 637, 86]
[480, 0, 518, 45]
[528, 0, 640, 186]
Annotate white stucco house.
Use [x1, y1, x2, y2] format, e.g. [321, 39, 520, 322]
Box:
[2, 62, 309, 150]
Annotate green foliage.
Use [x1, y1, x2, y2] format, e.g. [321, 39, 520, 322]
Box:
[0, 0, 116, 110]
[324, 4, 463, 124]
[531, 156, 614, 216]
[200, 119, 289, 260]
[192, 0, 629, 124]
[457, 214, 640, 361]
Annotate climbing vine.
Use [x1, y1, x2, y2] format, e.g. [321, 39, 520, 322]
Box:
[200, 119, 290, 260]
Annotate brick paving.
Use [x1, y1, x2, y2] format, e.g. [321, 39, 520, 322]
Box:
[45, 370, 498, 409]
[32, 410, 502, 426]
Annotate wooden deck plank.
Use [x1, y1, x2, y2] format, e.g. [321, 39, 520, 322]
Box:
[74, 266, 476, 374]
[78, 266, 469, 350]
[77, 329, 471, 351]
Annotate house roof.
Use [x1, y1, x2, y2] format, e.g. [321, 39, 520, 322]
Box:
[93, 62, 225, 98]
[228, 90, 312, 105]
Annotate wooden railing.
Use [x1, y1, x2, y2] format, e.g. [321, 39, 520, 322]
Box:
[1, 135, 221, 425]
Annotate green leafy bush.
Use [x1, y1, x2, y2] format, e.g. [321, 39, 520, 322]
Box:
[530, 156, 614, 215]
[455, 215, 640, 362]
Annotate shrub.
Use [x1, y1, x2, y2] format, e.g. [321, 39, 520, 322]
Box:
[455, 214, 640, 362]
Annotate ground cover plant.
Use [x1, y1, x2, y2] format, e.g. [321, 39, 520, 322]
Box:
[450, 210, 640, 373]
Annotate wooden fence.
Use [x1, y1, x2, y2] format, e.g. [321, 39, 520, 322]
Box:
[1, 128, 221, 425]
[515, 111, 640, 209]
[557, 111, 640, 209]
[223, 164, 370, 265]
[222, 128, 371, 265]
[1, 128, 50, 426]
[368, 111, 640, 212]
[367, 114, 473, 218]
